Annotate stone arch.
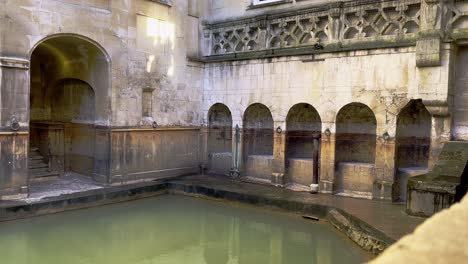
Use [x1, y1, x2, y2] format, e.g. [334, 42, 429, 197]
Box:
[394, 99, 432, 201]
[242, 103, 274, 181]
[335, 103, 377, 197]
[207, 103, 233, 175]
[29, 33, 111, 182]
[30, 33, 111, 124]
[285, 103, 322, 187]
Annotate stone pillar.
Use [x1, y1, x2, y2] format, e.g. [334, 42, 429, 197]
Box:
[0, 57, 30, 199]
[271, 122, 286, 186]
[93, 127, 111, 183]
[319, 127, 335, 193]
[425, 101, 451, 169]
[374, 134, 396, 200]
[429, 116, 451, 169]
[199, 126, 209, 172]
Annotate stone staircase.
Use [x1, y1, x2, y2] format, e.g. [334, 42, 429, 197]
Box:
[29, 146, 59, 182]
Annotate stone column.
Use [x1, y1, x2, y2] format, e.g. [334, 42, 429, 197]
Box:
[319, 127, 335, 193]
[374, 134, 396, 200]
[424, 101, 451, 169]
[271, 122, 286, 186]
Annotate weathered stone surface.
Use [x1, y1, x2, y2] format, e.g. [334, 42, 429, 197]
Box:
[245, 155, 274, 181]
[1, 0, 468, 200]
[336, 162, 375, 198]
[288, 158, 314, 186]
[407, 141, 468, 217]
[371, 195, 468, 264]
[328, 209, 388, 254]
[207, 152, 232, 176]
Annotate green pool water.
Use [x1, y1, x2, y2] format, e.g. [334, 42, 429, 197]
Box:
[0, 195, 370, 264]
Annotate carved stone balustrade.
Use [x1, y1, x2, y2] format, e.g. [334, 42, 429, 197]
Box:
[203, 0, 468, 65]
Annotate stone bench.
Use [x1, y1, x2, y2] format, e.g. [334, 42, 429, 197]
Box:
[336, 162, 375, 199]
[288, 158, 315, 187]
[407, 141, 468, 217]
[245, 155, 274, 182]
[207, 152, 232, 176]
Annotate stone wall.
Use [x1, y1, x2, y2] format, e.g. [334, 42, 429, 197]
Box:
[110, 128, 200, 184]
[198, 0, 468, 199]
[1, 0, 467, 200]
[0, 0, 205, 196]
[200, 47, 452, 198]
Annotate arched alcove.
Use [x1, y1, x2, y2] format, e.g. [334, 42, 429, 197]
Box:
[29, 34, 110, 181]
[207, 103, 233, 175]
[394, 99, 431, 201]
[285, 103, 322, 187]
[242, 103, 274, 181]
[335, 103, 377, 197]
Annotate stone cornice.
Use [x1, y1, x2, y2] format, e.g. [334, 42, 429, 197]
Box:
[203, 0, 468, 67]
[0, 57, 29, 69]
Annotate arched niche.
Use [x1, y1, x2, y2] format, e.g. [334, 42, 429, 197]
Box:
[30, 34, 111, 124]
[242, 103, 274, 181]
[285, 103, 322, 187]
[394, 99, 431, 201]
[335, 103, 377, 197]
[207, 103, 233, 175]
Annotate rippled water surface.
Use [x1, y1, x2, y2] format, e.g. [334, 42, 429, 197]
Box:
[0, 195, 370, 264]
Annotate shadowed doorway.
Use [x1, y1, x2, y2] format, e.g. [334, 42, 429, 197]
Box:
[29, 34, 110, 182]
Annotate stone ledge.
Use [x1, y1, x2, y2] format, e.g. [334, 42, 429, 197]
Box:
[328, 209, 388, 254]
[247, 0, 293, 10]
[202, 39, 416, 63]
[0, 175, 419, 255]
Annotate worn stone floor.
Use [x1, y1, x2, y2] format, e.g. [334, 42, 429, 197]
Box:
[26, 173, 105, 203]
[7, 173, 425, 241]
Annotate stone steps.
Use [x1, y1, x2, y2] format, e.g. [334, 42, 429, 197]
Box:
[28, 145, 60, 182]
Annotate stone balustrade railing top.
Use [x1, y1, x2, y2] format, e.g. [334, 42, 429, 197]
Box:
[203, 0, 468, 66]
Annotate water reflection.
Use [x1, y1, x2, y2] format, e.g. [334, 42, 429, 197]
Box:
[0, 195, 369, 264]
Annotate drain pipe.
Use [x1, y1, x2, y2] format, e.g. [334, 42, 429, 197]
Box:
[230, 124, 241, 179]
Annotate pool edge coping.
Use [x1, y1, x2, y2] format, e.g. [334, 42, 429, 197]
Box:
[0, 177, 396, 255]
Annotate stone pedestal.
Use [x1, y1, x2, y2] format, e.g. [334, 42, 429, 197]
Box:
[0, 132, 29, 200]
[336, 162, 375, 198]
[288, 158, 314, 186]
[207, 152, 232, 176]
[245, 155, 274, 181]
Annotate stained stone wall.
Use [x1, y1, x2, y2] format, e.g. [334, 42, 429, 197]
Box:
[200, 0, 466, 199]
[454, 47, 468, 140]
[1, 0, 468, 200]
[0, 0, 207, 197]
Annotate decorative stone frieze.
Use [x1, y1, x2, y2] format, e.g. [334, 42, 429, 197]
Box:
[205, 0, 468, 69]
[205, 0, 422, 56]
